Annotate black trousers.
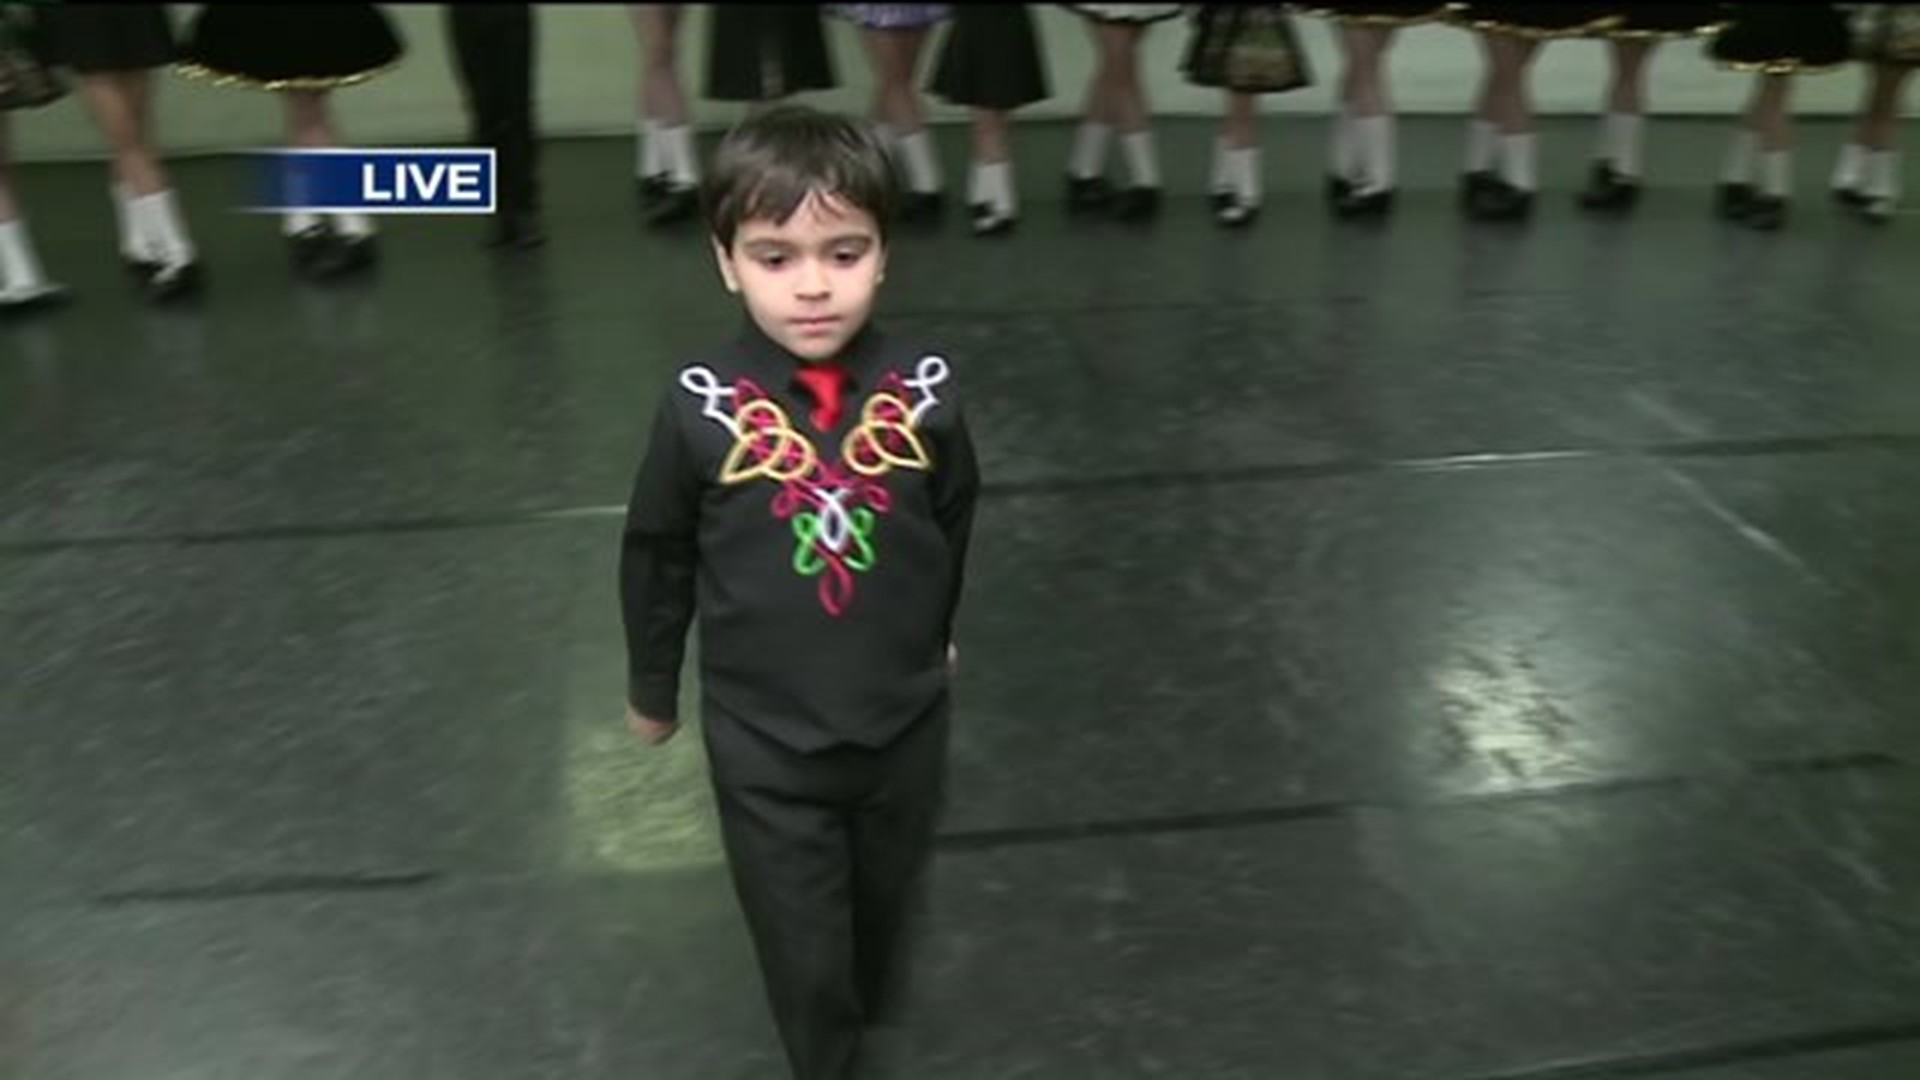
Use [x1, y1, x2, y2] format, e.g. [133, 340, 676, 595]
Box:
[445, 4, 537, 216]
[703, 699, 950, 1080]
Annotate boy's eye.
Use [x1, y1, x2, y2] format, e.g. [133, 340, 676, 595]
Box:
[831, 244, 869, 264]
[757, 252, 788, 269]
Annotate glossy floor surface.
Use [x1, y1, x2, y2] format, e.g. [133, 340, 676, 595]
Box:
[4, 116, 1919, 1079]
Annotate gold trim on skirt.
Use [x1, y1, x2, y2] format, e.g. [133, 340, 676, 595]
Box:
[1714, 58, 1847, 77]
[172, 59, 398, 92]
[1450, 13, 1623, 40]
[1294, 6, 1450, 27]
[1595, 19, 1731, 42]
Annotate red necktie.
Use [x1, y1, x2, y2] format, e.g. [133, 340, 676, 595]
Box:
[793, 363, 851, 432]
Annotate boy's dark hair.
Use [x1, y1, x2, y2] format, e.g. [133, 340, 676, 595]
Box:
[701, 104, 898, 250]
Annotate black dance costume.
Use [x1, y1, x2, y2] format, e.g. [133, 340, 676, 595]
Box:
[929, 5, 1048, 236]
[929, 4, 1047, 112]
[705, 4, 836, 102]
[38, 4, 204, 301]
[1574, 5, 1730, 213]
[178, 3, 402, 89]
[1709, 3, 1852, 74]
[178, 5, 404, 280]
[38, 3, 175, 72]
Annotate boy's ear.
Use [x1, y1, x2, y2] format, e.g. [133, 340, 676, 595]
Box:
[711, 238, 740, 294]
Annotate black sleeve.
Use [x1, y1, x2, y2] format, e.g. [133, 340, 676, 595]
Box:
[931, 403, 981, 647]
[619, 392, 702, 720]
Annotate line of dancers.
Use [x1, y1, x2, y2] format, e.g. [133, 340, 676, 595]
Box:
[627, 4, 1914, 234]
[1, 4, 1913, 318]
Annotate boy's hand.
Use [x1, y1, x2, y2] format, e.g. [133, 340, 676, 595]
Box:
[626, 704, 680, 745]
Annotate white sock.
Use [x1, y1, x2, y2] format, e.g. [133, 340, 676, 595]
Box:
[1121, 130, 1160, 188]
[1500, 133, 1537, 192]
[1228, 146, 1260, 206]
[1068, 121, 1112, 179]
[1605, 111, 1644, 177]
[1865, 150, 1899, 200]
[638, 117, 662, 178]
[111, 183, 146, 260]
[1832, 141, 1865, 190]
[0, 218, 49, 291]
[1466, 117, 1497, 173]
[131, 189, 197, 265]
[1210, 135, 1230, 194]
[1357, 114, 1395, 193]
[333, 212, 376, 239]
[283, 210, 321, 236]
[1329, 102, 1356, 180]
[662, 124, 699, 187]
[1760, 150, 1791, 199]
[898, 128, 942, 194]
[1721, 129, 1757, 184]
[979, 159, 1015, 215]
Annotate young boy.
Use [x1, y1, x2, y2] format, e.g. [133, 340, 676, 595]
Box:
[619, 105, 980, 1080]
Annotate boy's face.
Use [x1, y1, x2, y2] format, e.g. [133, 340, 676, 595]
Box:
[714, 190, 887, 363]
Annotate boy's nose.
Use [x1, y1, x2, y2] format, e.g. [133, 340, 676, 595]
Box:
[795, 259, 830, 298]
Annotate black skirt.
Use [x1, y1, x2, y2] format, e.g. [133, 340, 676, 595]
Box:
[1854, 4, 1920, 66]
[1450, 3, 1615, 37]
[1709, 3, 1851, 73]
[1296, 4, 1449, 25]
[1585, 5, 1728, 39]
[1182, 5, 1312, 93]
[929, 4, 1048, 110]
[705, 4, 836, 102]
[39, 3, 176, 73]
[178, 4, 403, 89]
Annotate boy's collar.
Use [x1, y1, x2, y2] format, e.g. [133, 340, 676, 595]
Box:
[734, 316, 885, 385]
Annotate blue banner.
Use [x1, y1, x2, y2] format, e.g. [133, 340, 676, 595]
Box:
[249, 149, 497, 214]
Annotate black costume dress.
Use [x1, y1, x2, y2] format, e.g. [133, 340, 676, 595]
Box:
[177, 4, 403, 90]
[39, 3, 176, 73]
[1709, 3, 1851, 73]
[928, 4, 1048, 110]
[705, 4, 836, 102]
